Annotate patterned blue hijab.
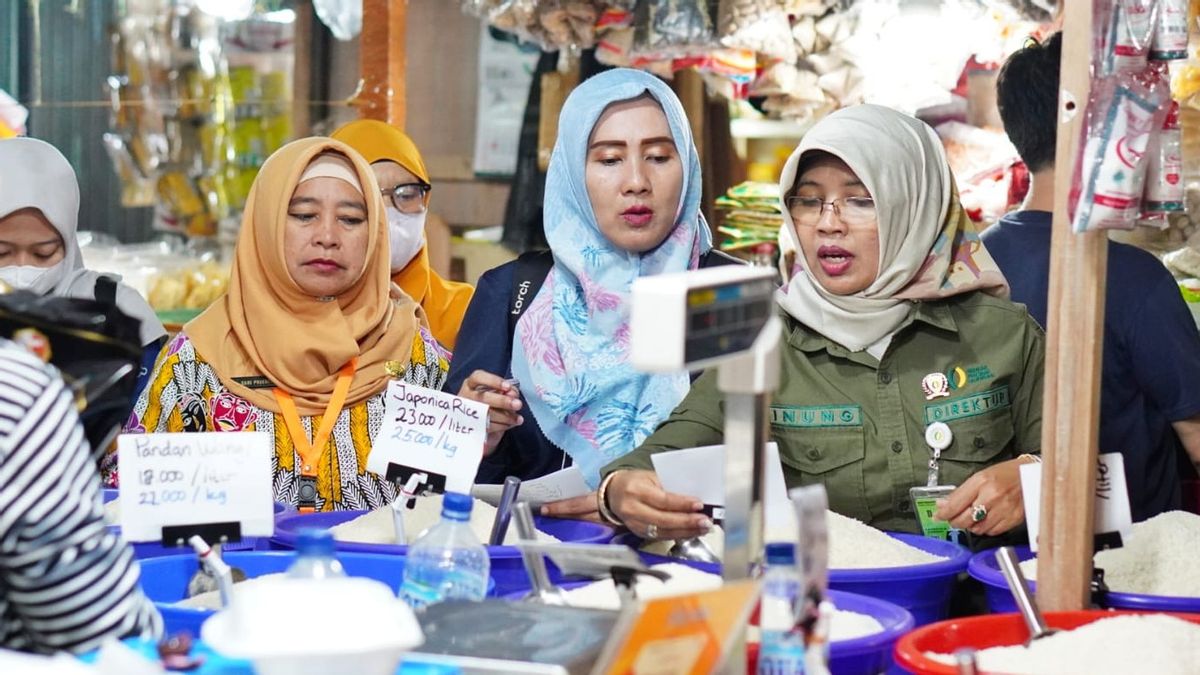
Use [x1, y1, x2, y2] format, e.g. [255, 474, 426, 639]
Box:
[510, 68, 712, 488]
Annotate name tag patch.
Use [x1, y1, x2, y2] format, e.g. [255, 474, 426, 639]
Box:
[771, 405, 862, 428]
[233, 376, 275, 390]
[924, 386, 1010, 424]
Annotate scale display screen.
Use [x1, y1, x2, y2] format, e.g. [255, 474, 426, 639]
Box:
[684, 278, 775, 365]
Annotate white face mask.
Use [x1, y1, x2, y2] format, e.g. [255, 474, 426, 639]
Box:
[0, 263, 63, 295]
[386, 207, 426, 272]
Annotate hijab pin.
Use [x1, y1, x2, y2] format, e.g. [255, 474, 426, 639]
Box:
[317, 295, 336, 303]
[384, 360, 405, 379]
[922, 372, 950, 400]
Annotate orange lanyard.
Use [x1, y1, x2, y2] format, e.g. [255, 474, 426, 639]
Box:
[273, 358, 357, 477]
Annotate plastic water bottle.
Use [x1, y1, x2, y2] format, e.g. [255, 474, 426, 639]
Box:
[287, 528, 346, 579]
[757, 542, 805, 675]
[400, 492, 490, 609]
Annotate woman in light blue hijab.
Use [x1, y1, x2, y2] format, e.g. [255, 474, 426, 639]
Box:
[446, 68, 734, 517]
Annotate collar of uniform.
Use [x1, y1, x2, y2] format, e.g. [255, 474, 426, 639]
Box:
[784, 301, 958, 355]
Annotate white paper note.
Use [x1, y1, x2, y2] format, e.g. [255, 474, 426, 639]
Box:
[651, 442, 793, 537]
[472, 465, 591, 507]
[1020, 452, 1134, 552]
[367, 381, 488, 495]
[117, 432, 273, 542]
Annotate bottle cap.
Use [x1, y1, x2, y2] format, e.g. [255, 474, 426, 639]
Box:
[764, 541, 796, 565]
[441, 491, 473, 520]
[296, 528, 336, 557]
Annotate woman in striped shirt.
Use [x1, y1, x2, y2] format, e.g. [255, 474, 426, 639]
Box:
[0, 340, 160, 653]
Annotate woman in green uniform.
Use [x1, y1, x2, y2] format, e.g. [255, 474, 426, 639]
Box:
[594, 104, 1044, 542]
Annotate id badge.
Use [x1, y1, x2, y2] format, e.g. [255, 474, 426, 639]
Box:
[909, 485, 963, 543]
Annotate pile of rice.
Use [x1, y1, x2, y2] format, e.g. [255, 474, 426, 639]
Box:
[561, 563, 884, 641]
[644, 510, 945, 569]
[926, 614, 1200, 674]
[1019, 511, 1200, 597]
[329, 497, 559, 547]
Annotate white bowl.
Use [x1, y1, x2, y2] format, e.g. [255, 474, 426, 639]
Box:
[201, 576, 423, 675]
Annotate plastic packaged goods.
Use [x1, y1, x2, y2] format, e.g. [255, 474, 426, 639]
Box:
[1101, 0, 1158, 76]
[632, 0, 716, 56]
[1071, 64, 1171, 232]
[1150, 0, 1189, 61]
[399, 492, 491, 609]
[1143, 100, 1184, 222]
[718, 0, 797, 63]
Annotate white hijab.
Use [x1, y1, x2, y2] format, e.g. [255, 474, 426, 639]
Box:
[0, 137, 166, 346]
[776, 104, 1007, 352]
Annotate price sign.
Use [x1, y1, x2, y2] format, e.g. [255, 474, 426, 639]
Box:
[116, 432, 273, 543]
[1020, 452, 1134, 552]
[367, 381, 487, 494]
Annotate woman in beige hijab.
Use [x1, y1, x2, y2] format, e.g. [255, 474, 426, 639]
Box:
[122, 138, 448, 511]
[601, 105, 1045, 546]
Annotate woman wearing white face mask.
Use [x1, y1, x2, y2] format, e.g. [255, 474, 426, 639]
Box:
[331, 120, 474, 350]
[0, 138, 166, 386]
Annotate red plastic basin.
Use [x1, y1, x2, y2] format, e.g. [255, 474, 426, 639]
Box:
[893, 609, 1200, 674]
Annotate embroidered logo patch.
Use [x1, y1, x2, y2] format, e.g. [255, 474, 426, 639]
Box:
[945, 364, 995, 390]
[924, 386, 1011, 424]
[770, 405, 862, 428]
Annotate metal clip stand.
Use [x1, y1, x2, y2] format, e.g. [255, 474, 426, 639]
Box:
[714, 315, 781, 675]
[513, 502, 566, 605]
[716, 314, 782, 582]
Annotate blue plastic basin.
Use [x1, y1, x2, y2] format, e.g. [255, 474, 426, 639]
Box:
[270, 510, 613, 558]
[103, 489, 291, 559]
[612, 531, 969, 626]
[968, 545, 1200, 613]
[138, 550, 498, 636]
[502, 580, 911, 675]
[270, 510, 611, 596]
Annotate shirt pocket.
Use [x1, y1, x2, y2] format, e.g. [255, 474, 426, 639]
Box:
[937, 410, 1016, 487]
[773, 427, 870, 520]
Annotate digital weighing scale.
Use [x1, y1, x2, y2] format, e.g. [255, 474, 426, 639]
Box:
[409, 266, 780, 674]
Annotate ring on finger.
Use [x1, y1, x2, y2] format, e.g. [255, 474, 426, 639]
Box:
[971, 503, 988, 523]
[645, 523, 659, 539]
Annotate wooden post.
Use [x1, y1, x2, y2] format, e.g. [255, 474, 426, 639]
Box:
[358, 0, 407, 126]
[1037, 0, 1101, 612]
[291, 0, 313, 138]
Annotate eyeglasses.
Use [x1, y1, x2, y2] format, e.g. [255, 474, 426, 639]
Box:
[786, 195, 876, 227]
[382, 182, 431, 213]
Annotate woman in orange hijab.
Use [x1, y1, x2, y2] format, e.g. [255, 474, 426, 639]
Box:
[122, 138, 449, 511]
[332, 120, 474, 350]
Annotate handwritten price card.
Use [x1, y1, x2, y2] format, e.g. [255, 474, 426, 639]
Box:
[367, 382, 487, 494]
[117, 432, 273, 542]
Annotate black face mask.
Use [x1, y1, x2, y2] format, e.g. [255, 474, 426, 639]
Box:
[0, 289, 142, 462]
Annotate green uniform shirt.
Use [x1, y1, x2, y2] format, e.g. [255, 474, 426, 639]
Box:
[604, 292, 1045, 534]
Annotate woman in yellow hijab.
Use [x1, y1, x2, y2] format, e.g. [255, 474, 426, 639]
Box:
[122, 138, 449, 511]
[332, 120, 474, 350]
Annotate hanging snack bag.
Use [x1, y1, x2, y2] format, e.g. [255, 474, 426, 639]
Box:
[1072, 65, 1171, 232]
[1142, 100, 1184, 224]
[1102, 0, 1158, 75]
[1150, 0, 1189, 60]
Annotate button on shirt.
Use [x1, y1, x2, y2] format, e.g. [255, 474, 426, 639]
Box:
[983, 210, 1200, 521]
[604, 293, 1045, 534]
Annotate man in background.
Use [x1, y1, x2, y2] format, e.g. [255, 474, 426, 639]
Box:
[983, 32, 1200, 521]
